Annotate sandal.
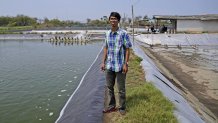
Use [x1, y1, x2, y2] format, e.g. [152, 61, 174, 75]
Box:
[119, 109, 126, 115]
[102, 107, 117, 113]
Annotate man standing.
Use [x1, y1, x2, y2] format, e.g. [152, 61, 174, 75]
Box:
[101, 12, 132, 115]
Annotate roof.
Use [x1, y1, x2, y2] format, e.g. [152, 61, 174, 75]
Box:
[153, 14, 218, 21]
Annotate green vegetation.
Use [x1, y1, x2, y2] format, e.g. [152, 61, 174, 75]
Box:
[0, 15, 112, 34]
[106, 50, 178, 123]
[0, 26, 33, 34]
[0, 26, 33, 30]
[0, 15, 37, 27]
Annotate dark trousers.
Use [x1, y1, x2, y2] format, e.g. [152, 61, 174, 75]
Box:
[105, 70, 126, 110]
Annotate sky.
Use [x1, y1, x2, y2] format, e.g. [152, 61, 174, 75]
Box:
[0, 0, 218, 22]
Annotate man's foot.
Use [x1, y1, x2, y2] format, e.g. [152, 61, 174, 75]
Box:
[103, 107, 117, 113]
[119, 109, 126, 115]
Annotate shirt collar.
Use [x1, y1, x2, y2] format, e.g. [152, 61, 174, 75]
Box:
[109, 28, 120, 35]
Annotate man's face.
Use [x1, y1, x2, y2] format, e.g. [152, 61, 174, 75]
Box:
[109, 16, 119, 27]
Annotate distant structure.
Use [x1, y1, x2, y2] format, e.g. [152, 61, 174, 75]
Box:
[153, 14, 218, 33]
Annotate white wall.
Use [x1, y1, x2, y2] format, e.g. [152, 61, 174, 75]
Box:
[202, 20, 218, 32]
[177, 20, 218, 33]
[177, 20, 203, 32]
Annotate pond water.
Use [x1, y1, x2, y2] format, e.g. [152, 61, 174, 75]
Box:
[0, 40, 103, 123]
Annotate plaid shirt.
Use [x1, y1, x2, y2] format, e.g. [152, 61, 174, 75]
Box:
[104, 28, 132, 72]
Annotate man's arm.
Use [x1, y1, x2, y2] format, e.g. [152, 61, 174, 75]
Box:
[123, 48, 130, 74]
[125, 48, 130, 64]
[101, 47, 108, 71]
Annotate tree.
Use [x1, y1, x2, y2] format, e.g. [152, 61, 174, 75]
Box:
[0, 16, 11, 26]
[86, 18, 91, 24]
[103, 16, 107, 21]
[128, 18, 132, 25]
[44, 17, 49, 24]
[49, 19, 63, 26]
[15, 15, 36, 26]
[143, 15, 149, 21]
[88, 19, 107, 26]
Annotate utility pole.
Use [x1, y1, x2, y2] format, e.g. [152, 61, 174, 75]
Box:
[132, 5, 134, 44]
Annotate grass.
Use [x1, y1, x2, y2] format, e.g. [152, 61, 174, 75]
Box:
[106, 49, 178, 123]
[0, 26, 33, 34]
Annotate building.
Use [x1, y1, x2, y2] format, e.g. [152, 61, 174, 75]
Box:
[153, 14, 218, 33]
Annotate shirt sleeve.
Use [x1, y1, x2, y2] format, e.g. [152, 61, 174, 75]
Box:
[124, 32, 132, 48]
[104, 32, 108, 48]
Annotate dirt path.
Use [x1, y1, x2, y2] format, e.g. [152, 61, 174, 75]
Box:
[142, 47, 218, 122]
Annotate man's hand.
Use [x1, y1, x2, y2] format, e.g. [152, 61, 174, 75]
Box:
[101, 63, 105, 71]
[122, 64, 128, 74]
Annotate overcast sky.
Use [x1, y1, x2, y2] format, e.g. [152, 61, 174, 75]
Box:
[0, 0, 218, 22]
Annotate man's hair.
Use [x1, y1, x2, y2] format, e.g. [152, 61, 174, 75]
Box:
[109, 12, 121, 22]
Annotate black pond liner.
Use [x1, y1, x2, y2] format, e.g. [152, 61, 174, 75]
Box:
[133, 41, 205, 123]
[55, 47, 105, 123]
